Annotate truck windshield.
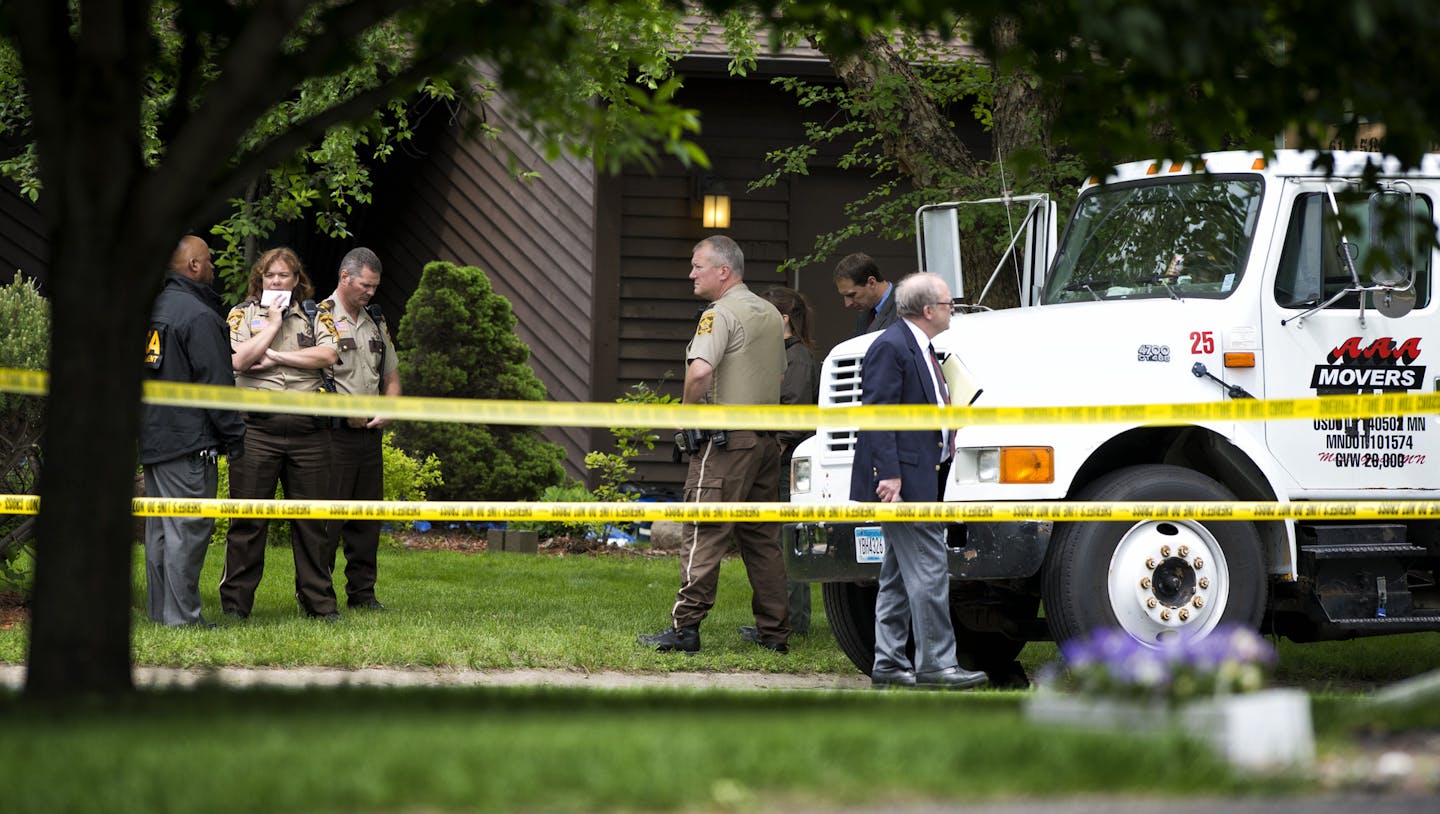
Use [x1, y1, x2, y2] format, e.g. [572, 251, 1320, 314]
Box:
[1044, 175, 1264, 303]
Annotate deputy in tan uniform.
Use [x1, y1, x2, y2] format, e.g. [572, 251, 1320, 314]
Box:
[220, 247, 342, 621]
[638, 235, 790, 654]
[321, 247, 400, 611]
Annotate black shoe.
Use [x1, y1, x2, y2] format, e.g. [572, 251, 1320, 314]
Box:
[348, 598, 386, 611]
[637, 625, 700, 653]
[222, 608, 249, 621]
[871, 667, 918, 688]
[737, 625, 788, 654]
[915, 666, 988, 690]
[306, 610, 342, 623]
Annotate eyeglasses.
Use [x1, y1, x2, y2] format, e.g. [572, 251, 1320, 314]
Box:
[927, 301, 957, 312]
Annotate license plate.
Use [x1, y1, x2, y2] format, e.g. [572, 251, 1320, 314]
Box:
[855, 526, 886, 563]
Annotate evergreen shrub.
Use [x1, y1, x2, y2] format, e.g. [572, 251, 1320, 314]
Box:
[392, 261, 565, 501]
[0, 273, 47, 584]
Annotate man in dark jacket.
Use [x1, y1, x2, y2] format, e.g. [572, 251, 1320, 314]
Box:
[850, 272, 986, 690]
[139, 235, 245, 627]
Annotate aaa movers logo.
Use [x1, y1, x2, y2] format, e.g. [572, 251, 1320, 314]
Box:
[1310, 336, 1425, 392]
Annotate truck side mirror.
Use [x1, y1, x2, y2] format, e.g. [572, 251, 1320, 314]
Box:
[1367, 189, 1418, 289]
[918, 205, 965, 300]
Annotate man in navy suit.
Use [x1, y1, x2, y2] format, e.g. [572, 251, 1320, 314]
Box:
[850, 272, 988, 690]
[833, 252, 897, 335]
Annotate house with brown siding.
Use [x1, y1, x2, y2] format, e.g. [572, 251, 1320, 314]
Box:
[0, 31, 987, 494]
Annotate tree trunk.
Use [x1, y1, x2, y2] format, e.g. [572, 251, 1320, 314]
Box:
[25, 235, 155, 697]
[823, 32, 981, 187]
[13, 1, 166, 697]
[817, 30, 1040, 308]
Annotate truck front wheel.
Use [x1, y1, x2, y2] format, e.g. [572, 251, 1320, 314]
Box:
[1041, 464, 1266, 647]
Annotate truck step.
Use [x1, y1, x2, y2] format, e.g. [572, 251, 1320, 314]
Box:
[1300, 542, 1429, 559]
[1320, 615, 1440, 632]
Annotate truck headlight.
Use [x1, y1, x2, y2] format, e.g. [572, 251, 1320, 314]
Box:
[791, 456, 811, 495]
[977, 449, 1000, 483]
[973, 447, 1054, 484]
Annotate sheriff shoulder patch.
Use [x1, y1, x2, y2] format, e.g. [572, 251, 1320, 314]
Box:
[317, 311, 338, 339]
[226, 310, 244, 335]
[695, 311, 715, 336]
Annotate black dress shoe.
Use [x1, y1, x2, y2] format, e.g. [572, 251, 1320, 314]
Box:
[348, 598, 386, 611]
[637, 625, 700, 653]
[915, 666, 988, 690]
[737, 625, 789, 654]
[871, 667, 917, 688]
[222, 609, 249, 621]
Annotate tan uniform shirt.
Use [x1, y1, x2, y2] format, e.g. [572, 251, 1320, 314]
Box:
[685, 283, 784, 405]
[226, 299, 340, 392]
[321, 296, 398, 396]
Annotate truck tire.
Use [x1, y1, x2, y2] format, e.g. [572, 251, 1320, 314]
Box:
[821, 580, 1031, 679]
[1041, 464, 1266, 647]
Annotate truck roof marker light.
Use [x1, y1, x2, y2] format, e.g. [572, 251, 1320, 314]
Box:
[1251, 157, 1266, 170]
[1195, 158, 1207, 172]
[1146, 162, 1161, 175]
[999, 447, 1054, 484]
[1224, 352, 1256, 368]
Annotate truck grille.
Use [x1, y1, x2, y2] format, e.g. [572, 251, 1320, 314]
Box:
[821, 355, 862, 455]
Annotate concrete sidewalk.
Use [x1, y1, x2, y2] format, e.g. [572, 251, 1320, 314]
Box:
[0, 663, 871, 691]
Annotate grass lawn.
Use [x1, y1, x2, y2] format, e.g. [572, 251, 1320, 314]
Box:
[8, 542, 1434, 682]
[1, 542, 1437, 813]
[0, 685, 1301, 814]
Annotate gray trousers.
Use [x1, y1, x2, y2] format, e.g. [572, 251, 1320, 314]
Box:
[143, 453, 219, 626]
[873, 520, 958, 675]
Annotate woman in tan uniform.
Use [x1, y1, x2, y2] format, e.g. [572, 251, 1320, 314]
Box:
[219, 247, 342, 621]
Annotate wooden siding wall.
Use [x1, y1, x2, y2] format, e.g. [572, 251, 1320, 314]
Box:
[367, 91, 597, 480]
[596, 76, 921, 491]
[0, 180, 48, 288]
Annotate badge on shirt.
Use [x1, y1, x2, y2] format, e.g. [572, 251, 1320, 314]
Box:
[695, 311, 715, 336]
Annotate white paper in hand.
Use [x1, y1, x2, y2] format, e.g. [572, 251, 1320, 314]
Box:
[260, 289, 292, 309]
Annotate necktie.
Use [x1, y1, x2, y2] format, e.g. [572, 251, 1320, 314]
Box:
[928, 344, 949, 405]
[930, 344, 952, 461]
[864, 308, 877, 330]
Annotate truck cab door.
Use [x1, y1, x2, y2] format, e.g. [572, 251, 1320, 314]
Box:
[1260, 179, 1440, 492]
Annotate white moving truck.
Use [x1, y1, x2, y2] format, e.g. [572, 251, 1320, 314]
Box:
[785, 150, 1440, 679]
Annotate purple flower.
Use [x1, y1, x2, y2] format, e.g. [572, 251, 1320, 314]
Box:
[1052, 624, 1276, 704]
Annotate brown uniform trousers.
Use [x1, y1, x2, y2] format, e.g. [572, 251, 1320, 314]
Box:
[220, 413, 337, 616]
[328, 425, 383, 604]
[671, 430, 790, 641]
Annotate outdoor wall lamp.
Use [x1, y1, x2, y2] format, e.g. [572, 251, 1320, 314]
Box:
[695, 174, 731, 229]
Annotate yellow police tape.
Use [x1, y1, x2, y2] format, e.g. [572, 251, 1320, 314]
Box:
[5, 494, 1440, 523]
[3, 366, 1439, 430]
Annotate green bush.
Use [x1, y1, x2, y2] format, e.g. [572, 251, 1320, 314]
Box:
[380, 431, 443, 532]
[392, 261, 565, 501]
[585, 380, 677, 503]
[208, 431, 444, 546]
[0, 273, 48, 583]
[509, 481, 604, 540]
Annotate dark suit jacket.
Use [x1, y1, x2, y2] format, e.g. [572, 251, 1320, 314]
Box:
[849, 320, 946, 503]
[853, 284, 899, 336]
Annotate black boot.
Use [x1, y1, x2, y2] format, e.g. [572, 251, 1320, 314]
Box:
[637, 624, 700, 653]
